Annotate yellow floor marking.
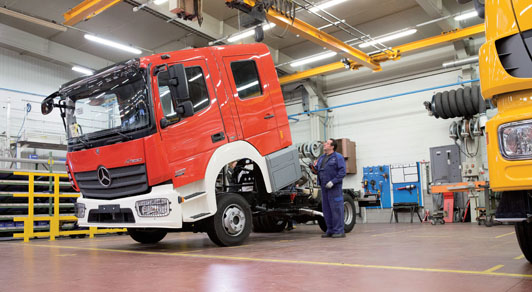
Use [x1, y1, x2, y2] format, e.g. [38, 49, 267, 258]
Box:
[13, 243, 532, 279]
[227, 244, 251, 249]
[514, 255, 525, 260]
[483, 265, 504, 273]
[495, 232, 515, 239]
[277, 240, 294, 243]
[371, 229, 418, 237]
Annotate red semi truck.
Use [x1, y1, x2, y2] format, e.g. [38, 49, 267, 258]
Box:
[42, 43, 356, 246]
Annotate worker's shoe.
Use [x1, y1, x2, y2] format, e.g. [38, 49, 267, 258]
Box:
[331, 233, 346, 238]
[321, 233, 332, 238]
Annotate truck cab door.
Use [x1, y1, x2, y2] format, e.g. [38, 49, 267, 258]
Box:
[154, 59, 226, 187]
[223, 55, 281, 155]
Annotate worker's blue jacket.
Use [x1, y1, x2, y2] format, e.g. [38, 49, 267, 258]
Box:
[316, 151, 346, 188]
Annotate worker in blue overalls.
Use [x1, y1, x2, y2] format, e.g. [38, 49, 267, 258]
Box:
[315, 139, 346, 238]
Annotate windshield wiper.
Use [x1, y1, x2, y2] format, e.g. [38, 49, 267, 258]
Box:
[76, 136, 90, 149]
[112, 129, 132, 141]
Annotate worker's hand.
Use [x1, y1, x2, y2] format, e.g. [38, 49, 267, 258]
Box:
[326, 181, 334, 189]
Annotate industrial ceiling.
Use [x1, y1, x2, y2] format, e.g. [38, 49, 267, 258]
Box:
[0, 0, 483, 86]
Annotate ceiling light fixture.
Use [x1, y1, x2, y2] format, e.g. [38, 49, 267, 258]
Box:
[84, 34, 142, 54]
[227, 23, 276, 42]
[0, 7, 67, 32]
[153, 0, 168, 5]
[454, 10, 478, 21]
[290, 51, 338, 67]
[358, 29, 417, 48]
[72, 66, 94, 76]
[309, 0, 347, 13]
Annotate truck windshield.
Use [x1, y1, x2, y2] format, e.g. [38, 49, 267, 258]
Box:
[60, 60, 150, 149]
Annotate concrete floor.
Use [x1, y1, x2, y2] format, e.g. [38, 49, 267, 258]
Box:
[1, 223, 532, 291]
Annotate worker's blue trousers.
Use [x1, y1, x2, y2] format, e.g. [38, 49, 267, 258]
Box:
[321, 185, 344, 234]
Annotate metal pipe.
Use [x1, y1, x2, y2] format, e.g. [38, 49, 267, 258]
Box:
[288, 78, 480, 118]
[442, 56, 479, 68]
[298, 208, 323, 217]
[6, 99, 11, 166]
[0, 156, 50, 164]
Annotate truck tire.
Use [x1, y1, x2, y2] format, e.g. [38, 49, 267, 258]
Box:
[317, 194, 357, 233]
[515, 221, 532, 263]
[207, 193, 252, 246]
[343, 194, 356, 233]
[128, 228, 167, 244]
[254, 215, 287, 232]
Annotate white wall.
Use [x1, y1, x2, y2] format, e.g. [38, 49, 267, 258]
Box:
[0, 46, 78, 166]
[288, 69, 476, 191]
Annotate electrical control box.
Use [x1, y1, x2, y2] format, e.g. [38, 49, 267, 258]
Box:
[461, 162, 480, 177]
[429, 145, 462, 184]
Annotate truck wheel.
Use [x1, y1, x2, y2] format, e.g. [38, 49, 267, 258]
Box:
[253, 215, 265, 232]
[207, 193, 252, 246]
[515, 221, 532, 263]
[316, 194, 357, 233]
[127, 228, 167, 244]
[343, 194, 356, 233]
[259, 215, 287, 232]
[317, 216, 327, 232]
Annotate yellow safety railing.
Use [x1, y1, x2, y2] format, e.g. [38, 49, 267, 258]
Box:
[12, 171, 126, 242]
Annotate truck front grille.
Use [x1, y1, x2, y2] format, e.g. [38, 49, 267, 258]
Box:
[74, 164, 149, 199]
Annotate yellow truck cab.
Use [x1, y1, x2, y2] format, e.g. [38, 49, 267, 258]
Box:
[475, 0, 532, 262]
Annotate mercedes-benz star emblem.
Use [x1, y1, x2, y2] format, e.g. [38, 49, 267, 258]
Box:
[97, 166, 111, 187]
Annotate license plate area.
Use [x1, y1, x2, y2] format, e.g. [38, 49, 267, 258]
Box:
[98, 204, 121, 213]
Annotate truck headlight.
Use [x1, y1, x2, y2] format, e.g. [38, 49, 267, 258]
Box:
[74, 203, 86, 218]
[135, 198, 170, 217]
[499, 119, 532, 160]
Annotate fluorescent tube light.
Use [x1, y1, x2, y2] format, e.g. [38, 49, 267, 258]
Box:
[309, 0, 347, 12]
[291, 51, 338, 67]
[72, 66, 94, 76]
[228, 23, 276, 42]
[454, 10, 478, 21]
[358, 29, 417, 48]
[84, 34, 142, 54]
[153, 0, 168, 5]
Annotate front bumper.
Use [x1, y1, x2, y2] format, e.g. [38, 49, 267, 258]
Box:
[76, 184, 183, 229]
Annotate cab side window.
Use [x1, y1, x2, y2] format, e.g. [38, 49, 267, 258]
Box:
[230, 60, 262, 99]
[157, 65, 209, 117]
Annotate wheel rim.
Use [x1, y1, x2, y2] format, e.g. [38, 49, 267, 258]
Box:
[344, 201, 353, 224]
[222, 204, 246, 236]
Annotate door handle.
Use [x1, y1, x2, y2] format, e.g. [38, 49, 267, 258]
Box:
[211, 132, 225, 143]
[264, 114, 275, 119]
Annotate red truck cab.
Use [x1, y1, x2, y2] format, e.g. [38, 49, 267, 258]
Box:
[42, 43, 301, 246]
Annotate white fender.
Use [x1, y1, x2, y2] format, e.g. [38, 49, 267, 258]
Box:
[202, 141, 271, 211]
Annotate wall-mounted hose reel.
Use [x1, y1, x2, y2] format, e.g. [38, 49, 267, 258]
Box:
[449, 118, 482, 141]
[297, 141, 322, 159]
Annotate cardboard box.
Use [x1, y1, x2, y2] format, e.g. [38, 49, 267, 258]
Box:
[335, 138, 356, 174]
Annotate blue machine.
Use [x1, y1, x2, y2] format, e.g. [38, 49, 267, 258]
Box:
[362, 165, 391, 208]
[362, 162, 423, 208]
[390, 162, 423, 206]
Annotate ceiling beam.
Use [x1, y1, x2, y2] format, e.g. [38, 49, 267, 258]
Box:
[416, 0, 455, 31]
[0, 23, 112, 70]
[279, 23, 485, 85]
[63, 0, 122, 26]
[227, 0, 382, 72]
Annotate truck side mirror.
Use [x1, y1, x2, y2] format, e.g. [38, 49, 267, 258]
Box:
[168, 64, 189, 101]
[159, 101, 194, 129]
[41, 91, 59, 115]
[177, 100, 194, 118]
